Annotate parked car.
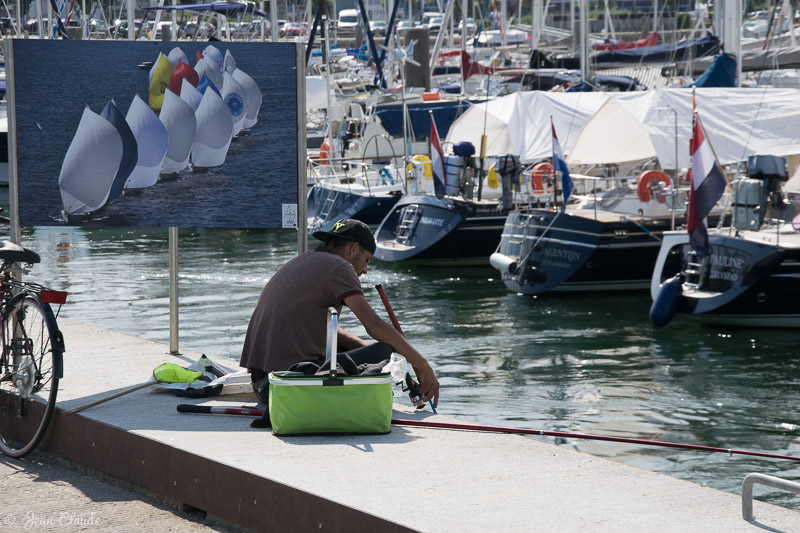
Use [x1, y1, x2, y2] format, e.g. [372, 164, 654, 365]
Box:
[247, 18, 271, 38]
[279, 21, 305, 38]
[0, 16, 15, 35]
[369, 20, 387, 35]
[183, 20, 216, 39]
[110, 19, 143, 37]
[89, 18, 109, 35]
[427, 16, 443, 32]
[24, 17, 48, 33]
[457, 17, 477, 35]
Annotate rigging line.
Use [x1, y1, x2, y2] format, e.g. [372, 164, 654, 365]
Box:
[736, 86, 771, 166]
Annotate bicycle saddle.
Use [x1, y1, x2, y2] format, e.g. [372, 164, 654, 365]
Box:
[0, 241, 41, 264]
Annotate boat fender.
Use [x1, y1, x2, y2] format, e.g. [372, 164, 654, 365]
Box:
[649, 276, 683, 329]
[488, 163, 499, 189]
[530, 162, 553, 193]
[637, 170, 670, 203]
[489, 253, 518, 274]
[410, 155, 433, 178]
[319, 141, 331, 165]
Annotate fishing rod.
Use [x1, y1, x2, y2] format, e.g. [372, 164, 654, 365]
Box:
[175, 403, 800, 462]
[374, 283, 435, 413]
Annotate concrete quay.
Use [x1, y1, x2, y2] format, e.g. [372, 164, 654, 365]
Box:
[11, 317, 800, 532]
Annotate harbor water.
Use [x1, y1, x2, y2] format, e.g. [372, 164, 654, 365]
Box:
[9, 213, 800, 510]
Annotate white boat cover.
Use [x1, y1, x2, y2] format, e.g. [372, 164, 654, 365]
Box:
[449, 88, 800, 170]
[59, 107, 123, 216]
[192, 88, 234, 168]
[233, 68, 262, 129]
[180, 77, 204, 112]
[168, 46, 188, 68]
[567, 88, 800, 169]
[223, 49, 237, 74]
[125, 94, 169, 188]
[221, 70, 248, 136]
[445, 91, 609, 163]
[160, 89, 197, 174]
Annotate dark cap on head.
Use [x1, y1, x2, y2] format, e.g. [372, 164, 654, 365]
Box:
[313, 219, 376, 255]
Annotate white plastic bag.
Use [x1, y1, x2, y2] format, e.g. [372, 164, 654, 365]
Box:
[381, 353, 410, 382]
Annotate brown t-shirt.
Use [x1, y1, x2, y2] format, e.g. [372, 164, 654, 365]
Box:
[239, 248, 363, 374]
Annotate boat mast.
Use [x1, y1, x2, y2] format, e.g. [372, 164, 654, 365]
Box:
[127, 0, 134, 40]
[579, 0, 589, 83]
[430, 0, 456, 71]
[530, 0, 543, 60]
[721, 0, 742, 86]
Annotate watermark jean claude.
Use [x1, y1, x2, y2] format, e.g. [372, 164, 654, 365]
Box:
[3, 511, 101, 529]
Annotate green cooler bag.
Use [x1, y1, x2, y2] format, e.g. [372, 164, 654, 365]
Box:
[268, 371, 393, 435]
[267, 306, 394, 435]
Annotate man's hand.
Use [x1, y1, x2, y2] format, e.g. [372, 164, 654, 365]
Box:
[414, 363, 440, 409]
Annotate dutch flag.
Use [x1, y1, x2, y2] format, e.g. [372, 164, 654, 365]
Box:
[551, 120, 573, 212]
[687, 115, 726, 259]
[429, 114, 447, 199]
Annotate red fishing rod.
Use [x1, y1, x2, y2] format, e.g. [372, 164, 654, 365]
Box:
[175, 404, 800, 462]
[375, 283, 432, 411]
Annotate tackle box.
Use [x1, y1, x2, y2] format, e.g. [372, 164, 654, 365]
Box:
[268, 307, 393, 435]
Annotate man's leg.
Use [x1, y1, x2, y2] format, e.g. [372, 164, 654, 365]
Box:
[249, 369, 271, 428]
[343, 342, 393, 366]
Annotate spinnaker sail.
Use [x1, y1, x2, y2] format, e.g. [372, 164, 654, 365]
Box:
[125, 94, 169, 188]
[223, 49, 236, 74]
[160, 88, 197, 174]
[168, 46, 188, 68]
[191, 86, 233, 168]
[222, 70, 248, 136]
[149, 53, 174, 112]
[233, 68, 261, 129]
[169, 61, 200, 97]
[180, 77, 204, 112]
[59, 107, 123, 216]
[99, 99, 138, 201]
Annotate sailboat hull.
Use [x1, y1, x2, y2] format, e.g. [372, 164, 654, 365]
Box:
[497, 209, 674, 294]
[307, 182, 402, 231]
[650, 231, 800, 327]
[374, 195, 507, 265]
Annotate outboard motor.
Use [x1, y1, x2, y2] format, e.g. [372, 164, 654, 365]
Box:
[495, 154, 521, 210]
[747, 155, 788, 225]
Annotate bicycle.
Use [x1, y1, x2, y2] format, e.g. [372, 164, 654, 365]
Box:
[0, 241, 67, 458]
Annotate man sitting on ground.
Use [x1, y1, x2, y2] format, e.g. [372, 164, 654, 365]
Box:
[240, 219, 439, 425]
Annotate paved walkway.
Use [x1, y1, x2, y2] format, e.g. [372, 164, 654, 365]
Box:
[10, 317, 800, 532]
[1, 452, 238, 532]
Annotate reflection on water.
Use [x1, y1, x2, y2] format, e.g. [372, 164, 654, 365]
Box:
[8, 219, 800, 509]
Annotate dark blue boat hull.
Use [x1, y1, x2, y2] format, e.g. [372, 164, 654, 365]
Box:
[653, 233, 800, 326]
[498, 210, 673, 294]
[374, 195, 507, 265]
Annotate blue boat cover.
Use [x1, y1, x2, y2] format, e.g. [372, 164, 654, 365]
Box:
[593, 34, 720, 64]
[374, 100, 474, 140]
[691, 52, 736, 87]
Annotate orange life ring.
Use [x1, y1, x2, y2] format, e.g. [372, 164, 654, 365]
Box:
[637, 170, 670, 203]
[319, 141, 330, 165]
[530, 162, 553, 193]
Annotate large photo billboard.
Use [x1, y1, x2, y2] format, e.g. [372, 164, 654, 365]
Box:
[11, 39, 300, 228]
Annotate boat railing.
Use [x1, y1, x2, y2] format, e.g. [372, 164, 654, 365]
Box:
[518, 168, 693, 221]
[307, 156, 405, 195]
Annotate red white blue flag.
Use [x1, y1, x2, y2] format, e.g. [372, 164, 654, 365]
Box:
[551, 120, 573, 212]
[429, 114, 446, 199]
[687, 115, 726, 258]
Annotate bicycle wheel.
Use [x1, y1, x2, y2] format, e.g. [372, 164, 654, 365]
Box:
[0, 296, 63, 458]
